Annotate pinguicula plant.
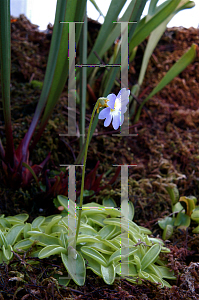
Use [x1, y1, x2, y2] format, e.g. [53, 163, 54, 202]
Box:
[0, 0, 197, 289]
[158, 184, 199, 239]
[0, 89, 176, 287]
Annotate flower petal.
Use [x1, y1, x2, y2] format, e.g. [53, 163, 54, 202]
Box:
[98, 88, 130, 130]
[114, 98, 121, 112]
[104, 113, 112, 127]
[119, 88, 130, 106]
[120, 113, 124, 126]
[121, 105, 127, 114]
[98, 107, 110, 120]
[107, 94, 116, 109]
[112, 113, 120, 130]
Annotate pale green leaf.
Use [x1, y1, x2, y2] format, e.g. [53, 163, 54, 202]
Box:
[61, 251, 86, 286]
[174, 212, 190, 228]
[77, 235, 102, 244]
[115, 262, 138, 277]
[86, 242, 113, 255]
[192, 225, 199, 234]
[14, 239, 33, 251]
[157, 266, 176, 280]
[88, 214, 106, 227]
[81, 246, 108, 267]
[23, 223, 32, 239]
[57, 196, 76, 217]
[130, 0, 181, 51]
[83, 252, 101, 276]
[98, 225, 116, 240]
[38, 245, 67, 259]
[2, 244, 13, 261]
[79, 224, 98, 236]
[158, 216, 174, 230]
[162, 225, 173, 240]
[102, 197, 117, 208]
[101, 264, 115, 285]
[0, 217, 11, 229]
[141, 244, 161, 270]
[121, 200, 134, 220]
[32, 216, 45, 229]
[6, 225, 25, 246]
[109, 247, 137, 264]
[29, 233, 60, 247]
[5, 215, 28, 225]
[45, 216, 62, 235]
[191, 207, 199, 223]
[0, 230, 8, 247]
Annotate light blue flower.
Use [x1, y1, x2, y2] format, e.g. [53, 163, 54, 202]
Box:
[98, 88, 130, 130]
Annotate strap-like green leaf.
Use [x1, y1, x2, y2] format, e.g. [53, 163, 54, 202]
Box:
[102, 197, 117, 208]
[157, 266, 176, 280]
[14, 239, 33, 251]
[0, 217, 11, 229]
[5, 214, 29, 224]
[134, 44, 196, 122]
[121, 200, 135, 220]
[174, 211, 190, 228]
[79, 224, 98, 236]
[45, 216, 62, 235]
[81, 246, 108, 267]
[88, 214, 106, 227]
[109, 247, 137, 264]
[85, 242, 113, 255]
[89, 0, 104, 17]
[61, 251, 86, 286]
[32, 216, 46, 229]
[98, 225, 116, 240]
[2, 244, 13, 261]
[29, 233, 60, 247]
[162, 225, 173, 240]
[0, 230, 8, 247]
[137, 0, 194, 88]
[101, 264, 115, 285]
[77, 235, 102, 244]
[115, 262, 138, 277]
[141, 244, 161, 270]
[0, 0, 15, 164]
[6, 225, 25, 246]
[38, 245, 67, 259]
[129, 0, 181, 51]
[57, 196, 76, 217]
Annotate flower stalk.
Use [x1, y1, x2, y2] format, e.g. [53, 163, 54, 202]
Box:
[75, 88, 130, 240]
[75, 98, 101, 240]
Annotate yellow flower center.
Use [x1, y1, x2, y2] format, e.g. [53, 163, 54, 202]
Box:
[97, 99, 109, 113]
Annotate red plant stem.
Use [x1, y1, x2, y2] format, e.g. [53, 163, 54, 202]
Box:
[29, 117, 49, 153]
[15, 106, 44, 161]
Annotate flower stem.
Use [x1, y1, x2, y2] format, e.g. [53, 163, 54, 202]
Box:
[75, 99, 101, 240]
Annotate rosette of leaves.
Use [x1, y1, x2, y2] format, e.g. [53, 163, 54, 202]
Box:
[0, 213, 29, 263]
[0, 196, 175, 287]
[158, 184, 199, 239]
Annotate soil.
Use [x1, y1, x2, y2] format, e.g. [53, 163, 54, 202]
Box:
[0, 15, 199, 299]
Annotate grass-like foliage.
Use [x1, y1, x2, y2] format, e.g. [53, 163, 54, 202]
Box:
[0, 0, 196, 188]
